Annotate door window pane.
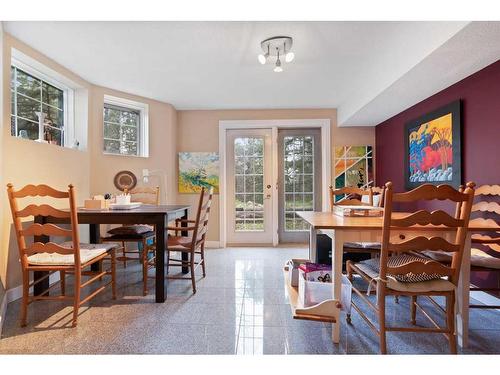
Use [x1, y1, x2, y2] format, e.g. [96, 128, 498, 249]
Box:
[283, 136, 315, 231]
[234, 137, 265, 232]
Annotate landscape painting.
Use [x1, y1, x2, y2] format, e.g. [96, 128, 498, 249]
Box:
[404, 100, 462, 189]
[178, 152, 219, 193]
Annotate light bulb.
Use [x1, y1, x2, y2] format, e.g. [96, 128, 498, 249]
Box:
[285, 52, 295, 62]
[274, 65, 283, 73]
[258, 54, 266, 64]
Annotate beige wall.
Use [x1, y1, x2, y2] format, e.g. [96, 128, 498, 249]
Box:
[88, 86, 177, 204]
[177, 109, 375, 242]
[0, 34, 178, 294]
[1, 34, 92, 291]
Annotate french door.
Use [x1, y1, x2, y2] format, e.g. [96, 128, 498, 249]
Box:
[226, 129, 274, 244]
[278, 129, 322, 243]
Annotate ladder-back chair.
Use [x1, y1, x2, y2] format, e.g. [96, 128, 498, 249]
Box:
[7, 183, 117, 327]
[101, 186, 159, 295]
[165, 187, 213, 293]
[346, 182, 475, 354]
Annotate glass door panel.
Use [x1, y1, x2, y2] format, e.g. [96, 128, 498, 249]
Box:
[227, 129, 273, 244]
[278, 129, 321, 243]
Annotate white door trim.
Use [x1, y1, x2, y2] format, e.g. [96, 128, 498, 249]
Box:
[219, 119, 331, 247]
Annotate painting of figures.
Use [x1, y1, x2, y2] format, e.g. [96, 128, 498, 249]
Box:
[178, 152, 219, 193]
[404, 100, 462, 189]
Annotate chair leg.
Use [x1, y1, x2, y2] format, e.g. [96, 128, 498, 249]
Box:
[378, 287, 387, 354]
[142, 239, 148, 296]
[111, 249, 117, 300]
[122, 241, 127, 268]
[60, 270, 66, 296]
[72, 271, 81, 327]
[446, 292, 457, 354]
[190, 252, 196, 294]
[21, 271, 29, 327]
[201, 243, 206, 278]
[410, 295, 417, 325]
[346, 260, 354, 282]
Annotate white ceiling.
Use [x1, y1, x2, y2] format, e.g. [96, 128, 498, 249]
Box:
[4, 21, 500, 126]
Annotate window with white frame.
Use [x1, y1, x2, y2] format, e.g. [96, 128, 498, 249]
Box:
[103, 95, 149, 157]
[10, 65, 69, 146]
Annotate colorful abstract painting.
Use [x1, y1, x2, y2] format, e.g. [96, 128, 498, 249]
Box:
[178, 152, 219, 194]
[404, 100, 461, 189]
[334, 146, 373, 201]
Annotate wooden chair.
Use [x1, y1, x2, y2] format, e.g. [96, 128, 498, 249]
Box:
[101, 186, 159, 296]
[469, 184, 500, 308]
[423, 184, 500, 308]
[329, 186, 382, 256]
[6, 183, 117, 327]
[165, 187, 213, 293]
[346, 182, 475, 354]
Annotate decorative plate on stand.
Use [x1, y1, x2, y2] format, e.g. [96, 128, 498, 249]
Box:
[113, 170, 137, 191]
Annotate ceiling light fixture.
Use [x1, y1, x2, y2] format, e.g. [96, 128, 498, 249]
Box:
[258, 36, 294, 72]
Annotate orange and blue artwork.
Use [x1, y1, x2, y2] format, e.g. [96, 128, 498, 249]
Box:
[408, 113, 453, 183]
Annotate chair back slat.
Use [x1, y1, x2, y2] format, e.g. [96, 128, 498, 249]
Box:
[7, 183, 81, 268]
[25, 242, 75, 256]
[475, 184, 500, 196]
[472, 201, 500, 215]
[11, 184, 70, 199]
[380, 182, 475, 285]
[387, 260, 454, 277]
[388, 236, 460, 253]
[16, 204, 70, 219]
[393, 183, 470, 203]
[21, 223, 73, 237]
[329, 186, 373, 210]
[391, 210, 464, 228]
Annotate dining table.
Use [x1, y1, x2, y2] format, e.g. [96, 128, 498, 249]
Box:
[297, 210, 500, 349]
[34, 204, 191, 303]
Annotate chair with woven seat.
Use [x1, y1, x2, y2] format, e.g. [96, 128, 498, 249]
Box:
[165, 187, 213, 293]
[101, 186, 159, 295]
[423, 184, 500, 309]
[346, 181, 475, 354]
[7, 183, 117, 327]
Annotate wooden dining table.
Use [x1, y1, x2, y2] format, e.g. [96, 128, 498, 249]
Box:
[297, 210, 500, 349]
[34, 204, 190, 303]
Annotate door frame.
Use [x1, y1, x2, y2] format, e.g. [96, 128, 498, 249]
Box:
[219, 119, 331, 247]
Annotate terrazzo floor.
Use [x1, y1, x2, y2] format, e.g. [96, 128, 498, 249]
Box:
[0, 246, 499, 354]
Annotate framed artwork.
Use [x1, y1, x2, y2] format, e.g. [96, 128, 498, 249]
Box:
[178, 152, 219, 194]
[334, 145, 373, 202]
[404, 100, 462, 189]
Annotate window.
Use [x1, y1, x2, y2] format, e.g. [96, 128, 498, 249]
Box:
[103, 95, 149, 157]
[10, 65, 67, 146]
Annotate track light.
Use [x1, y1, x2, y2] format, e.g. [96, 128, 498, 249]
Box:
[258, 36, 294, 72]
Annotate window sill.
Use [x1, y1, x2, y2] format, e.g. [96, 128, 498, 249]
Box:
[102, 151, 149, 159]
[9, 135, 87, 152]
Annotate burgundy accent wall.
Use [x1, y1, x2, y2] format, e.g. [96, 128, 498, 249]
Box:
[375, 59, 500, 293]
[376, 59, 500, 191]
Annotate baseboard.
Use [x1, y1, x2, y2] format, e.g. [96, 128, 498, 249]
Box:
[205, 241, 221, 248]
[5, 272, 60, 305]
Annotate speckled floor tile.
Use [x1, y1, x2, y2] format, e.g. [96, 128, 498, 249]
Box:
[1, 246, 499, 354]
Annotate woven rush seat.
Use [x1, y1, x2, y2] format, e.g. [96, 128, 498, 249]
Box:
[167, 235, 194, 249]
[354, 253, 454, 293]
[28, 242, 117, 266]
